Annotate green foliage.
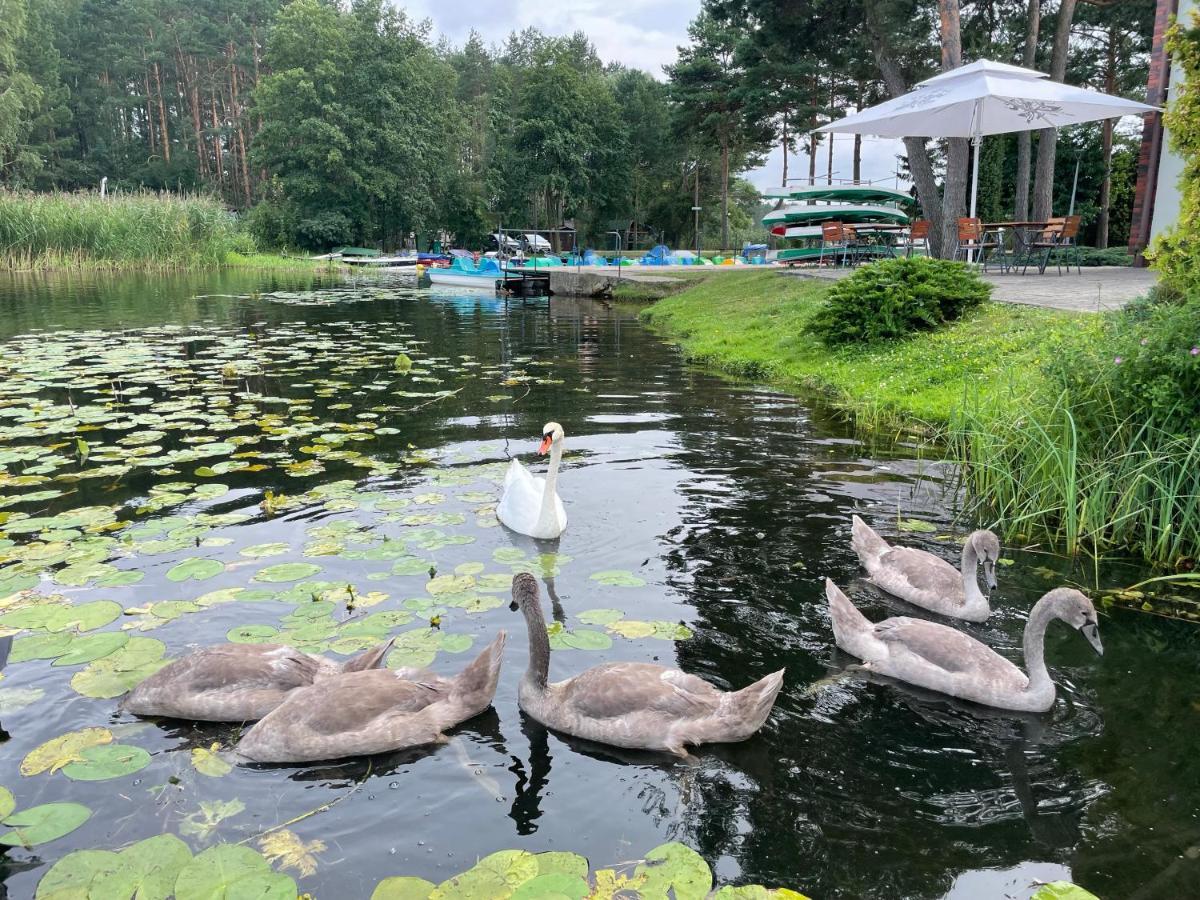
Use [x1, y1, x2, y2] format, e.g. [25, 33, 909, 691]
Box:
[0, 191, 247, 269]
[950, 293, 1200, 566]
[1074, 246, 1134, 267]
[807, 258, 992, 345]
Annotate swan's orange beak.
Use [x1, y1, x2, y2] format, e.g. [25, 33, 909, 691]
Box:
[538, 435, 553, 455]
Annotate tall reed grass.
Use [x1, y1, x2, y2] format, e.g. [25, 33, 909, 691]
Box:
[0, 191, 252, 270]
[949, 383, 1200, 567]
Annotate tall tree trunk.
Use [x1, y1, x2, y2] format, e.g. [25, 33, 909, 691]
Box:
[153, 61, 170, 163]
[208, 64, 225, 189]
[852, 84, 863, 182]
[143, 67, 157, 157]
[781, 110, 788, 187]
[808, 132, 817, 186]
[720, 132, 730, 251]
[1097, 24, 1118, 248]
[178, 43, 207, 177]
[826, 78, 835, 182]
[939, 0, 969, 259]
[1014, 0, 1040, 220]
[1032, 0, 1077, 222]
[865, 4, 945, 256]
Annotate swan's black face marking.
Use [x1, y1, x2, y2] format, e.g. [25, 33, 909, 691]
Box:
[1077, 610, 1104, 656]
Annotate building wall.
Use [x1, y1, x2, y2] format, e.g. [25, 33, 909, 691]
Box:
[1129, 0, 1182, 260]
[1150, 0, 1196, 244]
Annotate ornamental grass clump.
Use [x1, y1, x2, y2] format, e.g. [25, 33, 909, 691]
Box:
[949, 289, 1200, 566]
[807, 257, 992, 345]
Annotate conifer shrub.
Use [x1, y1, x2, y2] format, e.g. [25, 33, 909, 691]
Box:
[807, 256, 992, 345]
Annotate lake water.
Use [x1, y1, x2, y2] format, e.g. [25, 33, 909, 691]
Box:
[0, 269, 1196, 899]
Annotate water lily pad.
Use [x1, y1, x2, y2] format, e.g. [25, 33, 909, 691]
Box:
[634, 842, 713, 900]
[439, 633, 474, 653]
[228, 625, 280, 643]
[608, 620, 657, 639]
[559, 629, 612, 651]
[253, 563, 323, 583]
[61, 744, 151, 781]
[712, 888, 810, 899]
[1031, 884, 1101, 900]
[166, 557, 225, 582]
[426, 574, 475, 596]
[589, 569, 646, 588]
[0, 787, 12, 819]
[52, 631, 129, 666]
[391, 557, 432, 576]
[192, 743, 233, 777]
[897, 518, 937, 534]
[91, 834, 194, 900]
[34, 848, 122, 899]
[22, 726, 114, 775]
[510, 873, 589, 900]
[371, 876, 437, 900]
[240, 542, 291, 559]
[174, 844, 296, 900]
[577, 608, 623, 626]
[10, 631, 74, 662]
[0, 802, 91, 847]
[430, 849, 539, 900]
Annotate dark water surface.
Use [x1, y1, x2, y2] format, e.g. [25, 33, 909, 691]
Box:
[0, 269, 1196, 899]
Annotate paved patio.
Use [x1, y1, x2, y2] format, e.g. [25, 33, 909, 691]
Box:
[787, 265, 1156, 313]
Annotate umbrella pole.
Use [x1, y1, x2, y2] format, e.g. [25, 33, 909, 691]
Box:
[969, 129, 981, 264]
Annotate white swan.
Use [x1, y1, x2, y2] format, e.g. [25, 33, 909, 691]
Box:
[826, 579, 1103, 712]
[497, 422, 567, 539]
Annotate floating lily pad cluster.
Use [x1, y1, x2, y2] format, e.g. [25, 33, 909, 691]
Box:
[368, 842, 809, 899]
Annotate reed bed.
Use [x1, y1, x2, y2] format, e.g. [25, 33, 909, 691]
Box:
[0, 191, 250, 270]
[949, 388, 1200, 567]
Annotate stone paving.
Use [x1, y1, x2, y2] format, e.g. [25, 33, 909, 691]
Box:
[786, 265, 1157, 313]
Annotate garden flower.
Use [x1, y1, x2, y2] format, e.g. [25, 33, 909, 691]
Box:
[1114, 356, 1123, 364]
[1141, 338, 1148, 345]
[1191, 346, 1199, 356]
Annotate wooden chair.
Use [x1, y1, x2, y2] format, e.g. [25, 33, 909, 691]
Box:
[1052, 215, 1083, 274]
[952, 218, 1004, 272]
[819, 221, 854, 268]
[1022, 217, 1066, 274]
[901, 219, 930, 258]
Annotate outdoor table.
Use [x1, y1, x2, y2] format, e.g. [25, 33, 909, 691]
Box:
[983, 221, 1050, 272]
[847, 223, 907, 260]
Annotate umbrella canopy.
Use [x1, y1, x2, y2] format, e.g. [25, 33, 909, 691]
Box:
[816, 59, 1157, 219]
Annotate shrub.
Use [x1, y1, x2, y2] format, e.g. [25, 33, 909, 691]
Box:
[1074, 246, 1133, 267]
[807, 257, 992, 345]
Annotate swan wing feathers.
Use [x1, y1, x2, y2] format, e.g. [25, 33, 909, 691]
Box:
[141, 644, 322, 694]
[560, 663, 719, 720]
[256, 670, 445, 737]
[873, 618, 1019, 682]
[878, 547, 963, 596]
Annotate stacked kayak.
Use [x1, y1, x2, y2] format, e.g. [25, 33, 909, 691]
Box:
[765, 184, 916, 265]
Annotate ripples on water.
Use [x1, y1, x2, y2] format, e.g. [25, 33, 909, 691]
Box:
[0, 269, 1196, 899]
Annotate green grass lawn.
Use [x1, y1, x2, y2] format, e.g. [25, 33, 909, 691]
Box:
[640, 269, 1102, 430]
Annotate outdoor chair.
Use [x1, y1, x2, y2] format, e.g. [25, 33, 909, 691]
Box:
[952, 218, 1004, 272]
[1048, 215, 1083, 274]
[1021, 217, 1066, 275]
[901, 219, 931, 259]
[819, 221, 857, 268]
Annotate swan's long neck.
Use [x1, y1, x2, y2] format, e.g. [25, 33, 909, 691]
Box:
[535, 441, 562, 532]
[520, 593, 551, 690]
[960, 540, 985, 606]
[1022, 595, 1056, 698]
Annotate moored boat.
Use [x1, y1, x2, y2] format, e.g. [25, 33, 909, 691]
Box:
[426, 256, 504, 289]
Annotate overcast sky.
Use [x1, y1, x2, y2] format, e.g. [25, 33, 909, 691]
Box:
[397, 0, 908, 192]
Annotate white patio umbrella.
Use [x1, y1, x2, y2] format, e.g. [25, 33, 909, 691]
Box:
[816, 59, 1158, 219]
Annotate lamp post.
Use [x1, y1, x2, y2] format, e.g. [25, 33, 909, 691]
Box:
[1067, 149, 1083, 217]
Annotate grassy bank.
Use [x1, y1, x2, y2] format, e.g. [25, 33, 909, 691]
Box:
[642, 269, 1198, 568]
[641, 269, 1094, 429]
[0, 191, 250, 270]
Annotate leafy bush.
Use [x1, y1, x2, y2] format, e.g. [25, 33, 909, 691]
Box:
[1074, 246, 1133, 267]
[1045, 291, 1200, 434]
[807, 257, 992, 345]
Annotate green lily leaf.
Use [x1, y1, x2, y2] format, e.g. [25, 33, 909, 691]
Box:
[174, 843, 296, 900]
[166, 557, 225, 582]
[0, 802, 91, 847]
[253, 563, 323, 583]
[61, 744, 151, 781]
[588, 569, 646, 588]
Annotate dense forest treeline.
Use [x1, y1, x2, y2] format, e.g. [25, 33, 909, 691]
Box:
[0, 0, 1155, 252]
